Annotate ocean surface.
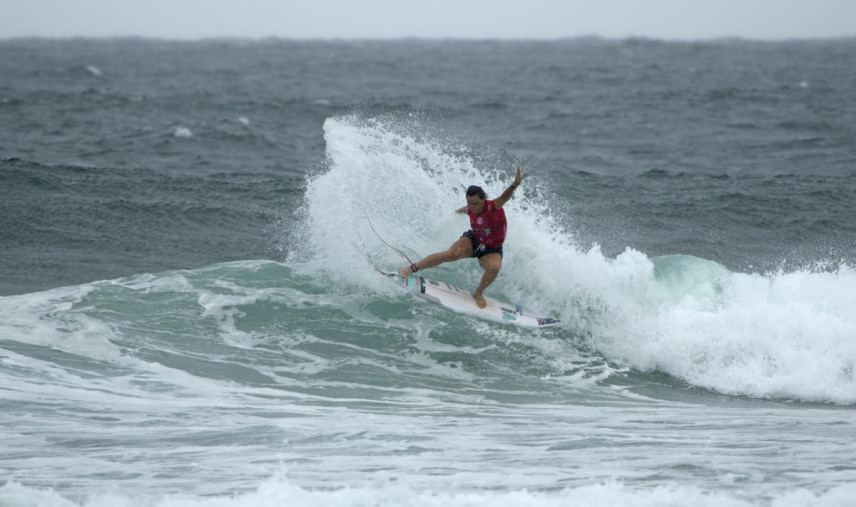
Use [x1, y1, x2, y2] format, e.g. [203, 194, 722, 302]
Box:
[2, 37, 856, 506]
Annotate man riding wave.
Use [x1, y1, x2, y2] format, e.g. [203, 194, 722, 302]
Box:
[399, 166, 524, 309]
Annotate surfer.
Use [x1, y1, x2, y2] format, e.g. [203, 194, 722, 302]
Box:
[399, 166, 524, 309]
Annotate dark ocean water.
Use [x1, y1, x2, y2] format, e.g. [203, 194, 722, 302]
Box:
[2, 38, 856, 506]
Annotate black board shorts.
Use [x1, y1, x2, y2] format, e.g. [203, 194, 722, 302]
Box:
[462, 230, 503, 259]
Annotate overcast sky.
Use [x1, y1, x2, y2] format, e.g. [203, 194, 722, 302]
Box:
[2, 0, 855, 40]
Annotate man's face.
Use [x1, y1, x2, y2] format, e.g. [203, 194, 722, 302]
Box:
[466, 195, 485, 214]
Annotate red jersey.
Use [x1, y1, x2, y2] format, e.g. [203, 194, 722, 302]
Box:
[467, 199, 507, 248]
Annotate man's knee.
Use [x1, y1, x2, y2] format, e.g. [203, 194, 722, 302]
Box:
[480, 254, 502, 273]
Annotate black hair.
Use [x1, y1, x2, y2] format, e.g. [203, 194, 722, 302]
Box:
[465, 185, 486, 200]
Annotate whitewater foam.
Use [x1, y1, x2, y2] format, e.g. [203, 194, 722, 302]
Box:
[590, 259, 856, 404]
[304, 115, 856, 405]
[4, 476, 856, 507]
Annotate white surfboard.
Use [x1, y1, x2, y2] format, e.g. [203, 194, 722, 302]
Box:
[381, 271, 559, 328]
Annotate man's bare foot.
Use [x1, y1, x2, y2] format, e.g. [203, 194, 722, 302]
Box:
[398, 266, 412, 279]
[473, 292, 487, 309]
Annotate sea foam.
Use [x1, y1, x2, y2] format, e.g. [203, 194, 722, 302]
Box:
[3, 476, 856, 507]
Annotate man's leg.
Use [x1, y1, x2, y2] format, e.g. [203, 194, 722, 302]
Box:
[399, 236, 472, 278]
[473, 253, 502, 309]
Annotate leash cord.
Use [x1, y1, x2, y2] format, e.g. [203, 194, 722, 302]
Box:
[360, 216, 417, 269]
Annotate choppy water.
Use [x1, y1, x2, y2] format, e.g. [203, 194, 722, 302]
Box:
[2, 38, 856, 506]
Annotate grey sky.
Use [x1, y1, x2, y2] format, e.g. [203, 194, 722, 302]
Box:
[2, 0, 855, 40]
